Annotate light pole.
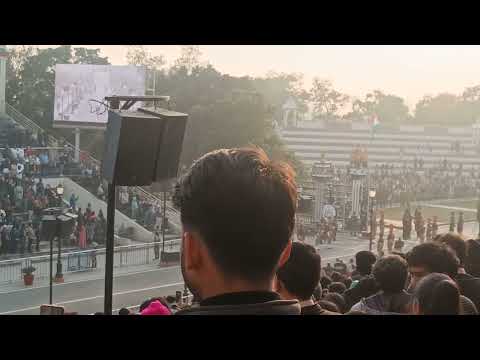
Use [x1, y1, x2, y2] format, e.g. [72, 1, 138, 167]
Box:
[368, 188, 376, 252]
[161, 190, 166, 260]
[54, 184, 64, 283]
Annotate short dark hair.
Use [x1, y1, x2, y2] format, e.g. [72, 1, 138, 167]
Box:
[320, 275, 332, 290]
[118, 308, 130, 315]
[330, 272, 343, 282]
[414, 273, 460, 315]
[165, 295, 176, 304]
[372, 255, 408, 293]
[174, 147, 297, 282]
[328, 282, 347, 295]
[276, 242, 321, 300]
[355, 251, 377, 276]
[438, 233, 466, 266]
[324, 292, 346, 313]
[406, 243, 459, 278]
[343, 277, 352, 289]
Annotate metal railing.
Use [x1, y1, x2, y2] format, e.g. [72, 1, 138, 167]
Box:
[0, 238, 181, 284]
[5, 103, 44, 135]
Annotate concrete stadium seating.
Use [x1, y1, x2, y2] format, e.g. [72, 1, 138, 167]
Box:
[281, 125, 480, 170]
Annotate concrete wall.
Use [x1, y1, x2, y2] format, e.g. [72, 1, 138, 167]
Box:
[296, 120, 325, 129]
[399, 125, 425, 133]
[351, 122, 369, 131]
[448, 127, 471, 135]
[43, 178, 154, 243]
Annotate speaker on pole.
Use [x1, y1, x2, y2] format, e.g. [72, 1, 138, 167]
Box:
[101, 98, 188, 315]
[102, 107, 188, 186]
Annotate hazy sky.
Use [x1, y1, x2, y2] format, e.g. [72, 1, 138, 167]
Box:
[37, 45, 480, 110]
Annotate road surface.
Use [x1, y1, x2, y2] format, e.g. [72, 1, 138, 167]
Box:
[0, 234, 373, 315]
[0, 223, 476, 315]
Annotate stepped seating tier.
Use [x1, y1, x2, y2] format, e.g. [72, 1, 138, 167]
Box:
[281, 126, 480, 170]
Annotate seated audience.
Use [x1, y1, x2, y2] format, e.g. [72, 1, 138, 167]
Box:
[406, 242, 478, 315]
[411, 273, 461, 315]
[438, 233, 480, 311]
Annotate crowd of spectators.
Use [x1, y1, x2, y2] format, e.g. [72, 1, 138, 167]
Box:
[371, 163, 479, 208]
[87, 146, 479, 316]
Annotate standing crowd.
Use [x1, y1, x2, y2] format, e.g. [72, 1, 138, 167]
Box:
[91, 146, 480, 316]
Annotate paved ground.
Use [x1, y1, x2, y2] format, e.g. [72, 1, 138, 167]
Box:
[0, 234, 376, 315]
[0, 222, 477, 315]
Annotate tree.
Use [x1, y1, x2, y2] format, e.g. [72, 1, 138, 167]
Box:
[348, 90, 410, 124]
[172, 46, 203, 74]
[252, 72, 310, 122]
[72, 48, 109, 65]
[414, 93, 464, 125]
[460, 85, 480, 123]
[7, 46, 303, 174]
[310, 78, 349, 120]
[125, 45, 165, 70]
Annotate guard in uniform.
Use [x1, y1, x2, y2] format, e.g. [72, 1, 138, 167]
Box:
[377, 216, 385, 256]
[457, 212, 464, 235]
[378, 209, 385, 240]
[432, 216, 439, 239]
[371, 209, 377, 241]
[414, 208, 422, 239]
[315, 221, 322, 245]
[417, 216, 426, 244]
[394, 237, 404, 252]
[402, 208, 412, 240]
[297, 223, 305, 242]
[387, 224, 395, 254]
[449, 212, 456, 233]
[426, 218, 433, 242]
[350, 214, 359, 237]
[321, 218, 330, 244]
[328, 217, 337, 243]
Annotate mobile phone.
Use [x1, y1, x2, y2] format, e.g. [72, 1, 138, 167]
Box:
[40, 304, 65, 315]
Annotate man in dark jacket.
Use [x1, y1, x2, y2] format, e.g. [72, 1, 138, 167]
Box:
[275, 242, 339, 315]
[438, 233, 480, 311]
[173, 147, 300, 315]
[344, 251, 378, 311]
[406, 242, 478, 315]
[350, 255, 411, 314]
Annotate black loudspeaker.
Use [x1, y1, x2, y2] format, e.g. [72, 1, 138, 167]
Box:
[41, 212, 77, 240]
[56, 214, 76, 239]
[41, 215, 58, 240]
[102, 107, 188, 186]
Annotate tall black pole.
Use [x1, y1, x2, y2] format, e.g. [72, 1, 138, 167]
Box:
[369, 200, 373, 252]
[49, 234, 53, 304]
[162, 190, 166, 255]
[104, 181, 115, 315]
[55, 235, 62, 282]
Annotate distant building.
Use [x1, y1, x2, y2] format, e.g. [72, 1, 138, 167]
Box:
[282, 96, 298, 128]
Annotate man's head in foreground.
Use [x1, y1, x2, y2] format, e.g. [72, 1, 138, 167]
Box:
[173, 147, 297, 301]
